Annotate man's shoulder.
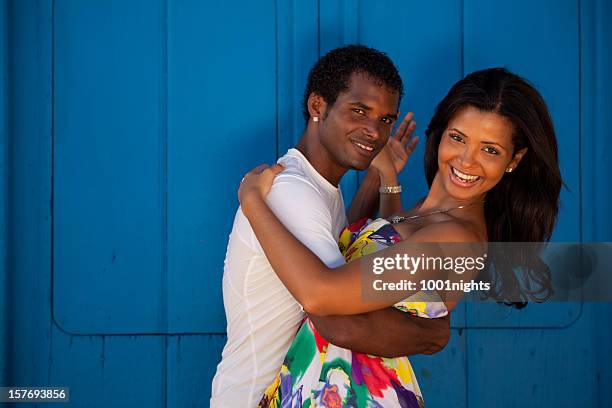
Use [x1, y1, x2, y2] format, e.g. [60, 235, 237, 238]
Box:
[276, 153, 311, 180]
[271, 163, 324, 199]
[274, 150, 332, 199]
[267, 174, 328, 216]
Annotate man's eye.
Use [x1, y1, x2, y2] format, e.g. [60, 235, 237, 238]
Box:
[483, 146, 500, 155]
[449, 133, 464, 143]
[381, 117, 394, 125]
[352, 108, 365, 115]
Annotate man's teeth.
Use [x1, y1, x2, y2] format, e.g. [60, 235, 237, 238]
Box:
[452, 167, 480, 182]
[355, 142, 374, 152]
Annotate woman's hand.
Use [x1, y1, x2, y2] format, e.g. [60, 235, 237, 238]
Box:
[370, 111, 419, 179]
[238, 163, 284, 212]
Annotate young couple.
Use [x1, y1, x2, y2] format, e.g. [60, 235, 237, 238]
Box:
[211, 45, 561, 407]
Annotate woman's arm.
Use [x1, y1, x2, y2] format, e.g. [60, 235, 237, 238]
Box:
[239, 166, 482, 316]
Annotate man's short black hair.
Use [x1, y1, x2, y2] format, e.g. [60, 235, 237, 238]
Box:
[302, 44, 404, 123]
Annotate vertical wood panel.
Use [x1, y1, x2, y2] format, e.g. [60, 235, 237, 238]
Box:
[167, 0, 277, 333]
[101, 336, 166, 407]
[7, 0, 55, 391]
[581, 0, 612, 242]
[276, 0, 319, 155]
[410, 330, 468, 407]
[48, 333, 166, 407]
[467, 319, 597, 407]
[53, 0, 166, 333]
[47, 332, 106, 404]
[167, 335, 226, 407]
[0, 0, 8, 387]
[581, 0, 612, 405]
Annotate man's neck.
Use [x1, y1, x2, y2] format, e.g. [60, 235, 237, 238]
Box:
[295, 132, 348, 187]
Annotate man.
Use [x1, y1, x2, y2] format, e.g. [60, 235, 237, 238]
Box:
[210, 45, 450, 407]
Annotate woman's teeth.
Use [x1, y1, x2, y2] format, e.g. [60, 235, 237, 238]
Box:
[355, 142, 374, 152]
[452, 167, 480, 182]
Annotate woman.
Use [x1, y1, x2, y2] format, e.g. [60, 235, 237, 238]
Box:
[239, 68, 562, 407]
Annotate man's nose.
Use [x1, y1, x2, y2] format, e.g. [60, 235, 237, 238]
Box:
[362, 118, 381, 140]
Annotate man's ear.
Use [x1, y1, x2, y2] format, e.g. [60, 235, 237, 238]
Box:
[508, 147, 528, 171]
[307, 93, 328, 121]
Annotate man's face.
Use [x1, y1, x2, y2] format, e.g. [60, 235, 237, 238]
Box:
[317, 72, 400, 170]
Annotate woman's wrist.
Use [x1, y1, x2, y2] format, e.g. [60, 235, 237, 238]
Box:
[240, 190, 265, 219]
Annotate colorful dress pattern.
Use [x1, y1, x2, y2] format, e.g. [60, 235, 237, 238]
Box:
[258, 217, 448, 408]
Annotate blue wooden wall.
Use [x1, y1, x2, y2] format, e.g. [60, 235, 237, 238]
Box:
[1, 0, 611, 406]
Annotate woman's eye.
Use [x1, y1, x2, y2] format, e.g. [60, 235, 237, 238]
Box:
[482, 146, 500, 155]
[449, 133, 464, 143]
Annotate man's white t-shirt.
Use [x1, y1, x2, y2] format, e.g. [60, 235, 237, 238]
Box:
[210, 148, 347, 407]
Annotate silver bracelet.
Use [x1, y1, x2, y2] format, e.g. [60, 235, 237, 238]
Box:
[379, 185, 402, 194]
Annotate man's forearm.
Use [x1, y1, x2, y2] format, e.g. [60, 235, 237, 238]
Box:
[346, 169, 381, 223]
[378, 172, 402, 218]
[309, 308, 451, 358]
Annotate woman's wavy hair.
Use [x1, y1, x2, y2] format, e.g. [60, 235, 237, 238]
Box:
[423, 68, 563, 308]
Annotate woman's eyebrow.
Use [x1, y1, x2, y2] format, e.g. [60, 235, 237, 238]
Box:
[450, 127, 468, 137]
[481, 141, 506, 149]
[450, 127, 508, 150]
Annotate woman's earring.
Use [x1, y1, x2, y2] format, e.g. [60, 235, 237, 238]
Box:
[312, 117, 319, 122]
[506, 167, 513, 173]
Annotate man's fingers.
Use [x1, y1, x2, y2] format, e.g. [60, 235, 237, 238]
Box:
[400, 120, 417, 146]
[394, 112, 414, 141]
[405, 135, 420, 153]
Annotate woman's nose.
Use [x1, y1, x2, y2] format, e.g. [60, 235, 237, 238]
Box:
[459, 146, 479, 167]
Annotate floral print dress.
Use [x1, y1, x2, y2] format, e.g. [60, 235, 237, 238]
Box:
[258, 217, 448, 408]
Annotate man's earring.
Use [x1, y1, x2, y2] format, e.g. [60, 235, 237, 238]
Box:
[312, 117, 319, 122]
[506, 167, 513, 173]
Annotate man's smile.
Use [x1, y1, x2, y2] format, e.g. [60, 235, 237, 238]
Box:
[350, 138, 376, 156]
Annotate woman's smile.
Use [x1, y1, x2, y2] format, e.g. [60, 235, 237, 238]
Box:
[449, 165, 482, 187]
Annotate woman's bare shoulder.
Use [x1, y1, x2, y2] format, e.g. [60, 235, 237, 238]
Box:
[405, 219, 483, 243]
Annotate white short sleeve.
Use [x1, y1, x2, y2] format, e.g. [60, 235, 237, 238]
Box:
[249, 173, 345, 269]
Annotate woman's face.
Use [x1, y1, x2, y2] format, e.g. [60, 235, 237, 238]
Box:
[436, 106, 527, 202]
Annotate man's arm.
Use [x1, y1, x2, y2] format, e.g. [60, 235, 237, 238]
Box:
[347, 113, 419, 223]
[346, 168, 381, 223]
[309, 309, 450, 358]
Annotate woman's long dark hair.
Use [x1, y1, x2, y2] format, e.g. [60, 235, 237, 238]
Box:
[424, 68, 562, 308]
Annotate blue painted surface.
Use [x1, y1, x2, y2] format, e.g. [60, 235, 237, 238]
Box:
[54, 0, 167, 334]
[2, 0, 611, 407]
[0, 0, 7, 389]
[463, 0, 581, 329]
